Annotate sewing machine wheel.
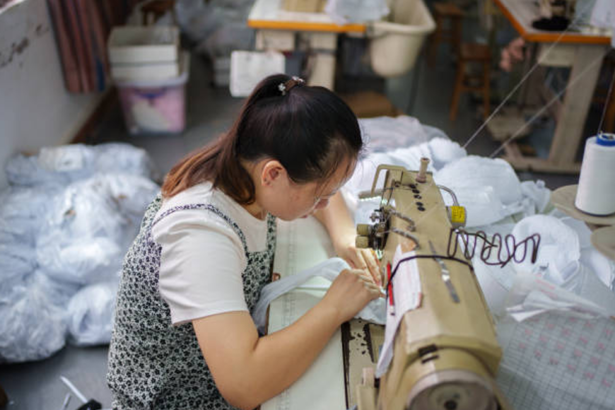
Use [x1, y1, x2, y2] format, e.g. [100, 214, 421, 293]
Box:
[406, 369, 497, 410]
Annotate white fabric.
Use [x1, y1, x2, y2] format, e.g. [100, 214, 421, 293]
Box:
[252, 258, 386, 334]
[345, 137, 466, 197]
[152, 183, 269, 325]
[325, 0, 389, 25]
[377, 247, 422, 377]
[360, 116, 431, 153]
[511, 215, 581, 292]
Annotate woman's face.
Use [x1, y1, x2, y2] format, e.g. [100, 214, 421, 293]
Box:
[260, 158, 355, 221]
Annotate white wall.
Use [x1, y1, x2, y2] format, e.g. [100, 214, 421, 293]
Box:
[0, 0, 102, 189]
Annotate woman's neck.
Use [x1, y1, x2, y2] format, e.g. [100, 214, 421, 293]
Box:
[239, 158, 267, 220]
[242, 201, 267, 220]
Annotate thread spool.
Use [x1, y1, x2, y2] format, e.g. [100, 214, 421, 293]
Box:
[575, 133, 615, 216]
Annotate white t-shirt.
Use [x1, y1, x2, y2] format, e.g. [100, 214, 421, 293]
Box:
[152, 182, 269, 325]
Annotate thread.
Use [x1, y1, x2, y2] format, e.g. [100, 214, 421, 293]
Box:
[575, 134, 615, 216]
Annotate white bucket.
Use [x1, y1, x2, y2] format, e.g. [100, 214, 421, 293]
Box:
[368, 0, 435, 77]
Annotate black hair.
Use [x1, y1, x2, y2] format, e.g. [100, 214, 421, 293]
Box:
[162, 74, 362, 204]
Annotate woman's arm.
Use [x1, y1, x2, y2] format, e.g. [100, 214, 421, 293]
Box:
[193, 268, 381, 410]
[313, 192, 381, 285]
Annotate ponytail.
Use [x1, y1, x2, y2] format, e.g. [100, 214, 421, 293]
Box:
[161, 74, 362, 204]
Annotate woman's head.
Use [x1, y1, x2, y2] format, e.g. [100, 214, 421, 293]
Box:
[234, 74, 361, 187]
[162, 74, 362, 215]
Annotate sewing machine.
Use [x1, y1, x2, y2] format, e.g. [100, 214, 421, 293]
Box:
[351, 161, 511, 410]
[263, 160, 512, 410]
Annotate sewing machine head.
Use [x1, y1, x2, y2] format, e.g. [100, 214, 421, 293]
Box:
[354, 161, 511, 410]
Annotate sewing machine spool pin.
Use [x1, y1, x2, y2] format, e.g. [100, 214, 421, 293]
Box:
[415, 157, 430, 183]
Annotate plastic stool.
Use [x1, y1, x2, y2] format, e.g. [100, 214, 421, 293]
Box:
[429, 2, 464, 67]
[450, 43, 492, 121]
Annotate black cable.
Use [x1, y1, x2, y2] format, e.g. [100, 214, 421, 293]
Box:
[385, 254, 473, 305]
[448, 228, 541, 268]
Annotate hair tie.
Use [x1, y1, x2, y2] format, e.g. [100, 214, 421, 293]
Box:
[278, 76, 305, 96]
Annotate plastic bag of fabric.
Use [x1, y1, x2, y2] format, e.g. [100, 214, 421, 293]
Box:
[40, 143, 157, 181]
[36, 178, 130, 285]
[199, 22, 255, 59]
[6, 144, 97, 186]
[67, 280, 119, 346]
[0, 271, 68, 363]
[44, 176, 129, 242]
[37, 237, 124, 286]
[5, 154, 71, 187]
[0, 186, 61, 245]
[93, 143, 157, 180]
[98, 173, 160, 226]
[175, 0, 222, 42]
[5, 144, 157, 188]
[37, 144, 96, 177]
[36, 173, 158, 285]
[325, 0, 389, 25]
[0, 242, 37, 292]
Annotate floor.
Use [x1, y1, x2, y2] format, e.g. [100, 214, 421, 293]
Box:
[0, 15, 589, 409]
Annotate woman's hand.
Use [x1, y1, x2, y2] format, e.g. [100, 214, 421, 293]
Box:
[312, 191, 382, 286]
[322, 268, 383, 324]
[333, 236, 382, 287]
[192, 268, 381, 410]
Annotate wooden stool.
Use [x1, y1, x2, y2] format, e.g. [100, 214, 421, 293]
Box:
[429, 2, 464, 67]
[450, 43, 492, 121]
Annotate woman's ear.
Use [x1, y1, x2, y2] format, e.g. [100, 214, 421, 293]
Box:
[260, 160, 286, 186]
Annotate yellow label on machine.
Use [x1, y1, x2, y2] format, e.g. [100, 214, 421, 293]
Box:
[450, 206, 466, 224]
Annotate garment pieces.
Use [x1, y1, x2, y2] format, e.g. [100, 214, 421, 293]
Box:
[252, 258, 386, 334]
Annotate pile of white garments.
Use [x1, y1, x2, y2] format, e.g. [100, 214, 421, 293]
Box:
[349, 115, 615, 410]
[347, 115, 615, 309]
[258, 115, 614, 325]
[0, 143, 159, 362]
[174, 0, 255, 61]
[252, 115, 615, 410]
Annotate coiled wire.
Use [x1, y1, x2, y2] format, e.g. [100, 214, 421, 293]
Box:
[447, 228, 541, 268]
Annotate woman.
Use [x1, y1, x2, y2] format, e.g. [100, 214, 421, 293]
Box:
[107, 74, 381, 410]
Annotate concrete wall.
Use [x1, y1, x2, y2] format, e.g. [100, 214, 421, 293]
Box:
[0, 0, 102, 189]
